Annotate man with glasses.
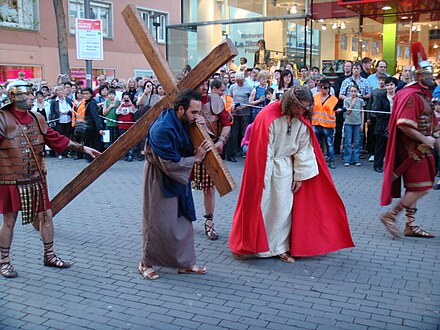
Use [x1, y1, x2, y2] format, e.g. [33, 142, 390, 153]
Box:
[312, 79, 340, 169]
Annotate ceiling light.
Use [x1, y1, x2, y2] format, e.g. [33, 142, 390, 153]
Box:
[290, 4, 297, 14]
[382, 6, 392, 10]
[401, 16, 409, 20]
[434, 44, 439, 49]
[340, 22, 346, 29]
[332, 22, 337, 30]
[321, 24, 327, 30]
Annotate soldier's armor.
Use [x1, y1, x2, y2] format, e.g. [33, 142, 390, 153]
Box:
[417, 93, 435, 137]
[0, 110, 47, 181]
[201, 98, 220, 138]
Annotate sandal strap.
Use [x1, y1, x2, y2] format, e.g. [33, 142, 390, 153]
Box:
[44, 254, 71, 268]
[405, 223, 434, 237]
[204, 219, 218, 240]
[0, 262, 18, 278]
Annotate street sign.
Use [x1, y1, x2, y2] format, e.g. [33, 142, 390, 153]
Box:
[76, 18, 103, 60]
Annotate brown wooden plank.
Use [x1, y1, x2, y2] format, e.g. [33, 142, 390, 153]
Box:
[189, 123, 236, 196]
[51, 96, 169, 216]
[121, 4, 176, 104]
[51, 14, 238, 216]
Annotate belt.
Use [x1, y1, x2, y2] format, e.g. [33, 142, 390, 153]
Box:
[0, 177, 42, 185]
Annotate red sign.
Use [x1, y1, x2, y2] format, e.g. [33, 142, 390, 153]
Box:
[338, 0, 388, 4]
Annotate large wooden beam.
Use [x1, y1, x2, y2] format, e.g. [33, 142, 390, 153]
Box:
[121, 4, 176, 104]
[50, 4, 238, 217]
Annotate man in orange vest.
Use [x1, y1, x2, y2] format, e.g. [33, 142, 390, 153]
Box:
[312, 79, 340, 169]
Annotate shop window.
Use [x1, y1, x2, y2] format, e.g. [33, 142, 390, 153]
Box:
[351, 37, 358, 52]
[340, 35, 348, 50]
[138, 8, 168, 44]
[68, 0, 113, 38]
[0, 0, 39, 31]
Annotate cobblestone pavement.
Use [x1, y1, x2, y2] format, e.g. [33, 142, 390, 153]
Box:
[1, 154, 439, 330]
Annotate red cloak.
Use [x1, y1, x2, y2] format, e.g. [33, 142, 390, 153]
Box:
[228, 101, 354, 257]
[380, 83, 437, 206]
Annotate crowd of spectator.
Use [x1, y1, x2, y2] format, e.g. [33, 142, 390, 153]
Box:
[1, 58, 439, 177]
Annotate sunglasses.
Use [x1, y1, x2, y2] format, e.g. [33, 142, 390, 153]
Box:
[321, 86, 330, 90]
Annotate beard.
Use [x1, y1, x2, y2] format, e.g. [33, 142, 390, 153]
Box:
[181, 113, 191, 131]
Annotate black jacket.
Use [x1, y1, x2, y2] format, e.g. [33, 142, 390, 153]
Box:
[49, 97, 73, 128]
[84, 98, 104, 132]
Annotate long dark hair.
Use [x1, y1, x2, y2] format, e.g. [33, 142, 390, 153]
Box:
[279, 69, 293, 89]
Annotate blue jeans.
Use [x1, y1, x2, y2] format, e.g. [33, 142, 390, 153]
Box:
[343, 124, 361, 163]
[119, 129, 134, 157]
[313, 126, 335, 161]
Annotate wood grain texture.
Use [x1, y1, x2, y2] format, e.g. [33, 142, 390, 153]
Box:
[189, 122, 237, 197]
[51, 4, 238, 216]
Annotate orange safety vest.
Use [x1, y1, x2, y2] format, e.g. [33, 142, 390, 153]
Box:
[71, 99, 86, 127]
[312, 93, 338, 128]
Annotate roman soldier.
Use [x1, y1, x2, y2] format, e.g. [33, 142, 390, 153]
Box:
[380, 42, 439, 238]
[0, 79, 100, 278]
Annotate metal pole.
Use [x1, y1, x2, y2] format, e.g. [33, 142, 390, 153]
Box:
[84, 0, 93, 88]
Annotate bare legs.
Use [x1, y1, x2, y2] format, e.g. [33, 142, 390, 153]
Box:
[380, 190, 434, 238]
[0, 209, 70, 278]
[203, 188, 218, 240]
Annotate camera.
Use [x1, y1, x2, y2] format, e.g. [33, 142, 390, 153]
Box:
[234, 103, 240, 107]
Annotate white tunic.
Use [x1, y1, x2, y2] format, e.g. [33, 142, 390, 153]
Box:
[256, 115, 318, 257]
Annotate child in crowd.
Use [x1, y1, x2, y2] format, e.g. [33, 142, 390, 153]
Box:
[263, 88, 273, 107]
[240, 123, 253, 159]
[116, 91, 137, 162]
[102, 89, 121, 147]
[343, 84, 364, 167]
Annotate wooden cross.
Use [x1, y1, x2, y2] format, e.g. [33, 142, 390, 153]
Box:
[50, 3, 238, 217]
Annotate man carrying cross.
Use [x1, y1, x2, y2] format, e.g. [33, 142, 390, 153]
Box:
[139, 89, 212, 280]
[0, 80, 100, 278]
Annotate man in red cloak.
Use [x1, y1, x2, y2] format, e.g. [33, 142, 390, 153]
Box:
[229, 86, 354, 262]
[380, 42, 439, 238]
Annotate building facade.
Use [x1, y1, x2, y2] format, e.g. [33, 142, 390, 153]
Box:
[168, 0, 440, 76]
[0, 0, 180, 85]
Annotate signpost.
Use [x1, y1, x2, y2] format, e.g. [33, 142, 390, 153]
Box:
[75, 18, 103, 61]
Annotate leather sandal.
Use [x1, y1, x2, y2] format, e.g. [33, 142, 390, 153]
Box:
[379, 213, 402, 238]
[178, 265, 207, 275]
[204, 215, 218, 241]
[404, 221, 435, 238]
[43, 255, 71, 268]
[278, 253, 295, 263]
[0, 262, 18, 278]
[138, 262, 159, 280]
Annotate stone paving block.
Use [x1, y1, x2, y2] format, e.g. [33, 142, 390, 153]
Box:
[166, 309, 195, 320]
[171, 318, 201, 328]
[238, 316, 269, 328]
[20, 314, 49, 325]
[354, 316, 386, 328]
[148, 312, 175, 324]
[192, 313, 223, 326]
[218, 320, 249, 329]
[286, 318, 319, 329]
[197, 323, 228, 330]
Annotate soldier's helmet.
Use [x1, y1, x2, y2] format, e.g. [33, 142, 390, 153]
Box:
[6, 79, 33, 98]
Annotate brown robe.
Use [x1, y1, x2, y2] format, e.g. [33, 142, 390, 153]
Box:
[141, 143, 196, 268]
